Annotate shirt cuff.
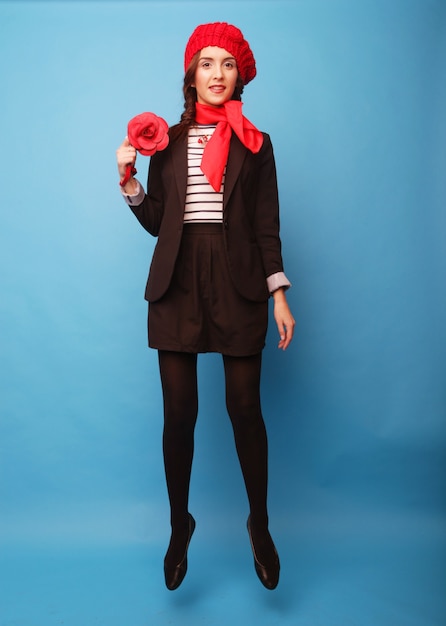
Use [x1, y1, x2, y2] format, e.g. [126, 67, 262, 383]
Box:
[120, 179, 145, 206]
[267, 271, 291, 294]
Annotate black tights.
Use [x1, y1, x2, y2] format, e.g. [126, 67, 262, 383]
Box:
[158, 350, 269, 538]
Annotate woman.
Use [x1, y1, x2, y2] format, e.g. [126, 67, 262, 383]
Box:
[116, 22, 295, 591]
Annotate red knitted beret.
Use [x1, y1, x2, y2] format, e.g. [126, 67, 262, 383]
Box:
[184, 22, 256, 85]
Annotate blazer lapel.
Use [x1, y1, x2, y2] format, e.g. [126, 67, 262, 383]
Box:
[224, 134, 247, 210]
[170, 137, 188, 206]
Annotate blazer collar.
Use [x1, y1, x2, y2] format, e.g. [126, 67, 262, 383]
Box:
[170, 130, 247, 210]
[171, 136, 188, 206]
[224, 134, 247, 209]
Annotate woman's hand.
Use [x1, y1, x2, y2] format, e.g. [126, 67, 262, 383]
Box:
[272, 288, 296, 350]
[116, 137, 137, 193]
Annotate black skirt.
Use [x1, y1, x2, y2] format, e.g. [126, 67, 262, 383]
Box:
[148, 223, 268, 356]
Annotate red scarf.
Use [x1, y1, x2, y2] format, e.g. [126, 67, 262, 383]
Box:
[194, 101, 263, 192]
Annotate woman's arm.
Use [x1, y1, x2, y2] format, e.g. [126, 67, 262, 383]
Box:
[116, 137, 164, 236]
[272, 287, 295, 350]
[252, 135, 295, 348]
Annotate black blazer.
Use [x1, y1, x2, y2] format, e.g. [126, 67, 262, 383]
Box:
[130, 128, 285, 303]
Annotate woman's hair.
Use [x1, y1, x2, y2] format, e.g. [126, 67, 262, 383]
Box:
[169, 52, 244, 142]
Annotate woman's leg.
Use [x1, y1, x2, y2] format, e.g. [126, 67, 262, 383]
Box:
[158, 350, 198, 568]
[223, 353, 278, 569]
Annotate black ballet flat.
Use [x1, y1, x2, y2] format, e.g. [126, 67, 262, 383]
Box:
[247, 515, 280, 590]
[164, 513, 196, 591]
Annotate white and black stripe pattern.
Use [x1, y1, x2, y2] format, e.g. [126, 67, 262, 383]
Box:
[184, 125, 224, 223]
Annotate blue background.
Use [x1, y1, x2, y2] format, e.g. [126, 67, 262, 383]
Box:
[1, 1, 445, 624]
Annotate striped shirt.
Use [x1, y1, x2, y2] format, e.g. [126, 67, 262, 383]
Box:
[184, 125, 224, 223]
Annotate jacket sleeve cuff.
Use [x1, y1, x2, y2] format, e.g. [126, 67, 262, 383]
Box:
[120, 179, 145, 206]
[267, 271, 291, 294]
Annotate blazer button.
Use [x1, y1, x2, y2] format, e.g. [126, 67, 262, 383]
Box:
[224, 219, 229, 229]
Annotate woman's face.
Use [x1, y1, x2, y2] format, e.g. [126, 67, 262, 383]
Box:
[192, 46, 239, 107]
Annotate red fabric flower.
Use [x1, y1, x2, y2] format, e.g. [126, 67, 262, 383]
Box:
[127, 112, 169, 156]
